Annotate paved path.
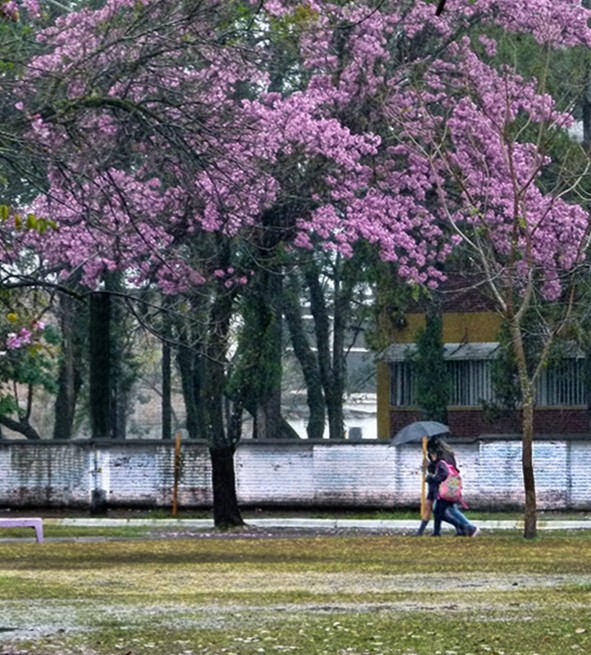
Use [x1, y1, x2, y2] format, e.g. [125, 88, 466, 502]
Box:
[46, 517, 591, 531]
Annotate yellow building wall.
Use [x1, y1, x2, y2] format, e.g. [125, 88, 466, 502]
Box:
[377, 311, 503, 439]
[376, 361, 391, 439]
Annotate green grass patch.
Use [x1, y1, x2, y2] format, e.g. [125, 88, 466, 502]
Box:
[1, 533, 591, 654]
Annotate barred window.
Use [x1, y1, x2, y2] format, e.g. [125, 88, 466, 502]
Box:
[390, 357, 587, 408]
[448, 360, 494, 406]
[536, 359, 586, 406]
[390, 360, 494, 407]
[390, 361, 416, 406]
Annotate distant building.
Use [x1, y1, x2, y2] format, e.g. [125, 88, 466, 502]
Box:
[376, 278, 590, 440]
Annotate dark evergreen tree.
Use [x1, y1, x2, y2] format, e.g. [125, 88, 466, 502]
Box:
[411, 304, 449, 424]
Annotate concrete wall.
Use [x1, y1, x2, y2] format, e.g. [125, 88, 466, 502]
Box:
[0, 438, 589, 511]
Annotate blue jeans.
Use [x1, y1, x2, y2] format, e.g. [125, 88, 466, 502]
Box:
[446, 503, 475, 534]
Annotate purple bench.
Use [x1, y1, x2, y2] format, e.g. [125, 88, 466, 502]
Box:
[0, 518, 43, 543]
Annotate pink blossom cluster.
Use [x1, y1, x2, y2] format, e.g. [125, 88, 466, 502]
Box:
[4, 0, 591, 299]
[6, 328, 32, 350]
[0, 0, 40, 21]
[425, 39, 586, 299]
[4, 320, 45, 351]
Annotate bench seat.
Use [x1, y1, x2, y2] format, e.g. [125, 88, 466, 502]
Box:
[0, 517, 43, 543]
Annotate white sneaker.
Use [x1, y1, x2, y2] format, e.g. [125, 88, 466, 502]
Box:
[470, 526, 480, 538]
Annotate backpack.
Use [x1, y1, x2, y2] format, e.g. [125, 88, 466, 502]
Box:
[438, 461, 463, 503]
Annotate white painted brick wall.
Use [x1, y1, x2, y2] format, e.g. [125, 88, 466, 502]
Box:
[236, 444, 314, 504]
[0, 439, 590, 511]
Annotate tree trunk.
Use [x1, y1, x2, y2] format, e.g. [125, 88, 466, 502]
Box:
[511, 322, 537, 539]
[176, 343, 204, 439]
[174, 297, 208, 441]
[521, 390, 537, 538]
[267, 294, 283, 439]
[231, 265, 284, 440]
[283, 273, 325, 439]
[327, 255, 357, 440]
[0, 414, 42, 440]
[259, 267, 283, 439]
[210, 445, 245, 529]
[256, 391, 282, 439]
[53, 293, 83, 439]
[161, 338, 172, 440]
[108, 275, 139, 440]
[161, 297, 175, 440]
[206, 257, 245, 527]
[112, 388, 128, 440]
[89, 292, 112, 440]
[304, 263, 339, 437]
[278, 417, 301, 439]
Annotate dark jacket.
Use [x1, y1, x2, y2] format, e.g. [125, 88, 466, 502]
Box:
[425, 460, 438, 501]
[428, 459, 449, 486]
[426, 452, 458, 500]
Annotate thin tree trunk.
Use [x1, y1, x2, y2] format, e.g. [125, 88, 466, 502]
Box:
[328, 256, 355, 440]
[53, 294, 82, 439]
[304, 263, 338, 437]
[176, 343, 202, 439]
[521, 390, 537, 538]
[283, 273, 325, 438]
[89, 292, 111, 440]
[161, 339, 172, 440]
[259, 268, 283, 439]
[175, 295, 208, 441]
[160, 298, 174, 440]
[0, 414, 42, 440]
[234, 266, 284, 440]
[511, 323, 537, 538]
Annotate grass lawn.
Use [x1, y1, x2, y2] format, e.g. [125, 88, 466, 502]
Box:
[0, 527, 590, 655]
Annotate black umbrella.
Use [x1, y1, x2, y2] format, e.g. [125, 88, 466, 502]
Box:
[391, 420, 449, 446]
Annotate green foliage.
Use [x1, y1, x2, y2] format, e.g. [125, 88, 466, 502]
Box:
[227, 276, 282, 407]
[0, 305, 59, 418]
[410, 306, 449, 423]
[0, 393, 17, 415]
[492, 31, 589, 114]
[0, 205, 58, 234]
[363, 257, 414, 352]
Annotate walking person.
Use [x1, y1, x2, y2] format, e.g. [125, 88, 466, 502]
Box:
[426, 437, 479, 537]
[416, 456, 464, 536]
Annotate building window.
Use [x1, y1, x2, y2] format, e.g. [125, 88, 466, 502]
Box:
[391, 361, 416, 407]
[448, 360, 493, 406]
[390, 356, 587, 408]
[536, 359, 586, 406]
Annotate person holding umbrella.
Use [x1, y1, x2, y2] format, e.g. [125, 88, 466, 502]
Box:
[416, 448, 468, 536]
[415, 455, 461, 536]
[391, 422, 478, 535]
[423, 437, 479, 537]
[391, 420, 451, 519]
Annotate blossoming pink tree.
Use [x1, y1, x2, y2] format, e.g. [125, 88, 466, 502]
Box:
[7, 0, 591, 530]
[389, 34, 591, 537]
